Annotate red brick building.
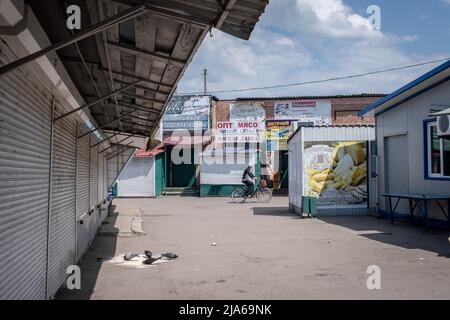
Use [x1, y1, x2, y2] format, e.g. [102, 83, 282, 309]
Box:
[212, 94, 384, 125]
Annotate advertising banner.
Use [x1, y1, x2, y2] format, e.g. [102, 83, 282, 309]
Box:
[303, 141, 368, 205]
[216, 121, 265, 143]
[230, 102, 266, 122]
[163, 95, 210, 131]
[266, 120, 296, 151]
[274, 100, 331, 125]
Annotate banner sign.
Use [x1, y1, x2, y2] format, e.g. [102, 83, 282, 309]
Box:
[303, 141, 368, 205]
[216, 121, 265, 143]
[274, 100, 331, 125]
[230, 102, 266, 121]
[266, 120, 296, 151]
[163, 95, 210, 131]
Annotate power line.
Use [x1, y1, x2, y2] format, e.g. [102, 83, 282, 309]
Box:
[178, 57, 450, 95]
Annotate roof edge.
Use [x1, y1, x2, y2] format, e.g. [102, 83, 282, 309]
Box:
[358, 60, 450, 116]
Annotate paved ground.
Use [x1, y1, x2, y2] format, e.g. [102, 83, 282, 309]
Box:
[59, 196, 450, 300]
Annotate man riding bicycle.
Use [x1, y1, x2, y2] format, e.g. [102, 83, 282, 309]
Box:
[242, 163, 256, 198]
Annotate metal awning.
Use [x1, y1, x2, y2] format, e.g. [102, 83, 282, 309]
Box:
[14, 0, 269, 145]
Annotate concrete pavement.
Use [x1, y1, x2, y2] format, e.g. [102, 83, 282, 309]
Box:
[58, 196, 450, 300]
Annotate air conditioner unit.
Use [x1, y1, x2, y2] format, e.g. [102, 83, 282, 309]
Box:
[437, 114, 450, 136]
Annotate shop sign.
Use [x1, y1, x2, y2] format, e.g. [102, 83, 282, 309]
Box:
[216, 121, 265, 143]
[163, 95, 210, 131]
[230, 102, 266, 121]
[274, 100, 332, 125]
[266, 120, 296, 151]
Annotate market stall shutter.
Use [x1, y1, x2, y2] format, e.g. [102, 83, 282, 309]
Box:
[76, 134, 90, 217]
[103, 155, 108, 196]
[98, 150, 104, 202]
[0, 40, 51, 299]
[48, 106, 77, 298]
[90, 142, 98, 207]
[107, 146, 134, 189]
[116, 156, 155, 197]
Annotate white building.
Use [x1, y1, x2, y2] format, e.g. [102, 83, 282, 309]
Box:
[358, 60, 450, 223]
[288, 125, 376, 216]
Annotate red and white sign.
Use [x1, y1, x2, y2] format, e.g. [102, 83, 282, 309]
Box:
[292, 101, 316, 108]
[216, 121, 265, 143]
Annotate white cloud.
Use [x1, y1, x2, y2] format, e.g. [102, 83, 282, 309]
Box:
[442, 0, 450, 6]
[177, 0, 446, 98]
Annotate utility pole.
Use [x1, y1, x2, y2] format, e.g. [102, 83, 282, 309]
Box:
[203, 68, 207, 95]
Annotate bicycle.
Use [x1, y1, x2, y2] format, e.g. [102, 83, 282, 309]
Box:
[231, 178, 273, 204]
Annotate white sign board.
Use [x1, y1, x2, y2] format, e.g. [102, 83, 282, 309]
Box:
[274, 100, 331, 125]
[216, 121, 265, 143]
[230, 102, 266, 121]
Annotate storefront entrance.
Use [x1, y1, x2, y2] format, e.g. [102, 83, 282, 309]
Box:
[166, 146, 197, 188]
[280, 151, 289, 188]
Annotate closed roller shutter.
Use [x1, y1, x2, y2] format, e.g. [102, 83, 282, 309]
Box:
[107, 146, 134, 189]
[97, 150, 104, 203]
[0, 40, 51, 300]
[107, 146, 119, 189]
[76, 134, 89, 217]
[48, 105, 77, 298]
[103, 154, 108, 196]
[117, 156, 155, 197]
[90, 142, 98, 207]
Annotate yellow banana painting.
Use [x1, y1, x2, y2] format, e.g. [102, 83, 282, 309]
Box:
[304, 141, 368, 204]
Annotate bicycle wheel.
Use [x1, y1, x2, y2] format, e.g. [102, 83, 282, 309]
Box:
[256, 188, 273, 203]
[231, 187, 247, 203]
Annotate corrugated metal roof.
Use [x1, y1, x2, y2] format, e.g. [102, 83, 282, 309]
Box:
[29, 0, 268, 138]
[216, 94, 386, 101]
[288, 124, 375, 143]
[301, 125, 375, 142]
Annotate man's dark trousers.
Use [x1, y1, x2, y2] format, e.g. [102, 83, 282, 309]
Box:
[243, 181, 254, 197]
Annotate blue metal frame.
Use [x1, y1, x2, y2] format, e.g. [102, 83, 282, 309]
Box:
[358, 60, 450, 117]
[423, 118, 450, 181]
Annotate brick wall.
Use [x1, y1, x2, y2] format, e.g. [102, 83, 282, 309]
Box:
[212, 96, 382, 125]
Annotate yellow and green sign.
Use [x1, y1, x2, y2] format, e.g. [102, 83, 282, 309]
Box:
[266, 120, 295, 151]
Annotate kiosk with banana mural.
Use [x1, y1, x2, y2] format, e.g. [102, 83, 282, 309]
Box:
[303, 141, 368, 205]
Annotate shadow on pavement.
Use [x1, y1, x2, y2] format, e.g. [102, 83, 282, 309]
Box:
[252, 206, 301, 219]
[320, 216, 450, 258]
[56, 204, 120, 300]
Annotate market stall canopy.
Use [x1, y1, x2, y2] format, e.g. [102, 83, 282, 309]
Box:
[24, 0, 268, 142]
[101, 130, 150, 149]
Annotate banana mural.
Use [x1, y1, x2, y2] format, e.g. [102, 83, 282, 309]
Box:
[304, 142, 368, 204]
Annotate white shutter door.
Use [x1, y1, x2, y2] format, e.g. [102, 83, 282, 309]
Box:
[76, 134, 89, 217]
[98, 150, 104, 202]
[0, 40, 51, 299]
[48, 106, 77, 298]
[90, 142, 98, 207]
[107, 146, 134, 189]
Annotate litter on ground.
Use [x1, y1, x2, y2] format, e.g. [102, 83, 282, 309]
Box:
[107, 251, 178, 269]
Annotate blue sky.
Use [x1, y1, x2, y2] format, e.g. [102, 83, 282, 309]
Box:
[176, 0, 450, 99]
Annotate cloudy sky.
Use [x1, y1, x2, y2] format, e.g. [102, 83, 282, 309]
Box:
[176, 0, 450, 99]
